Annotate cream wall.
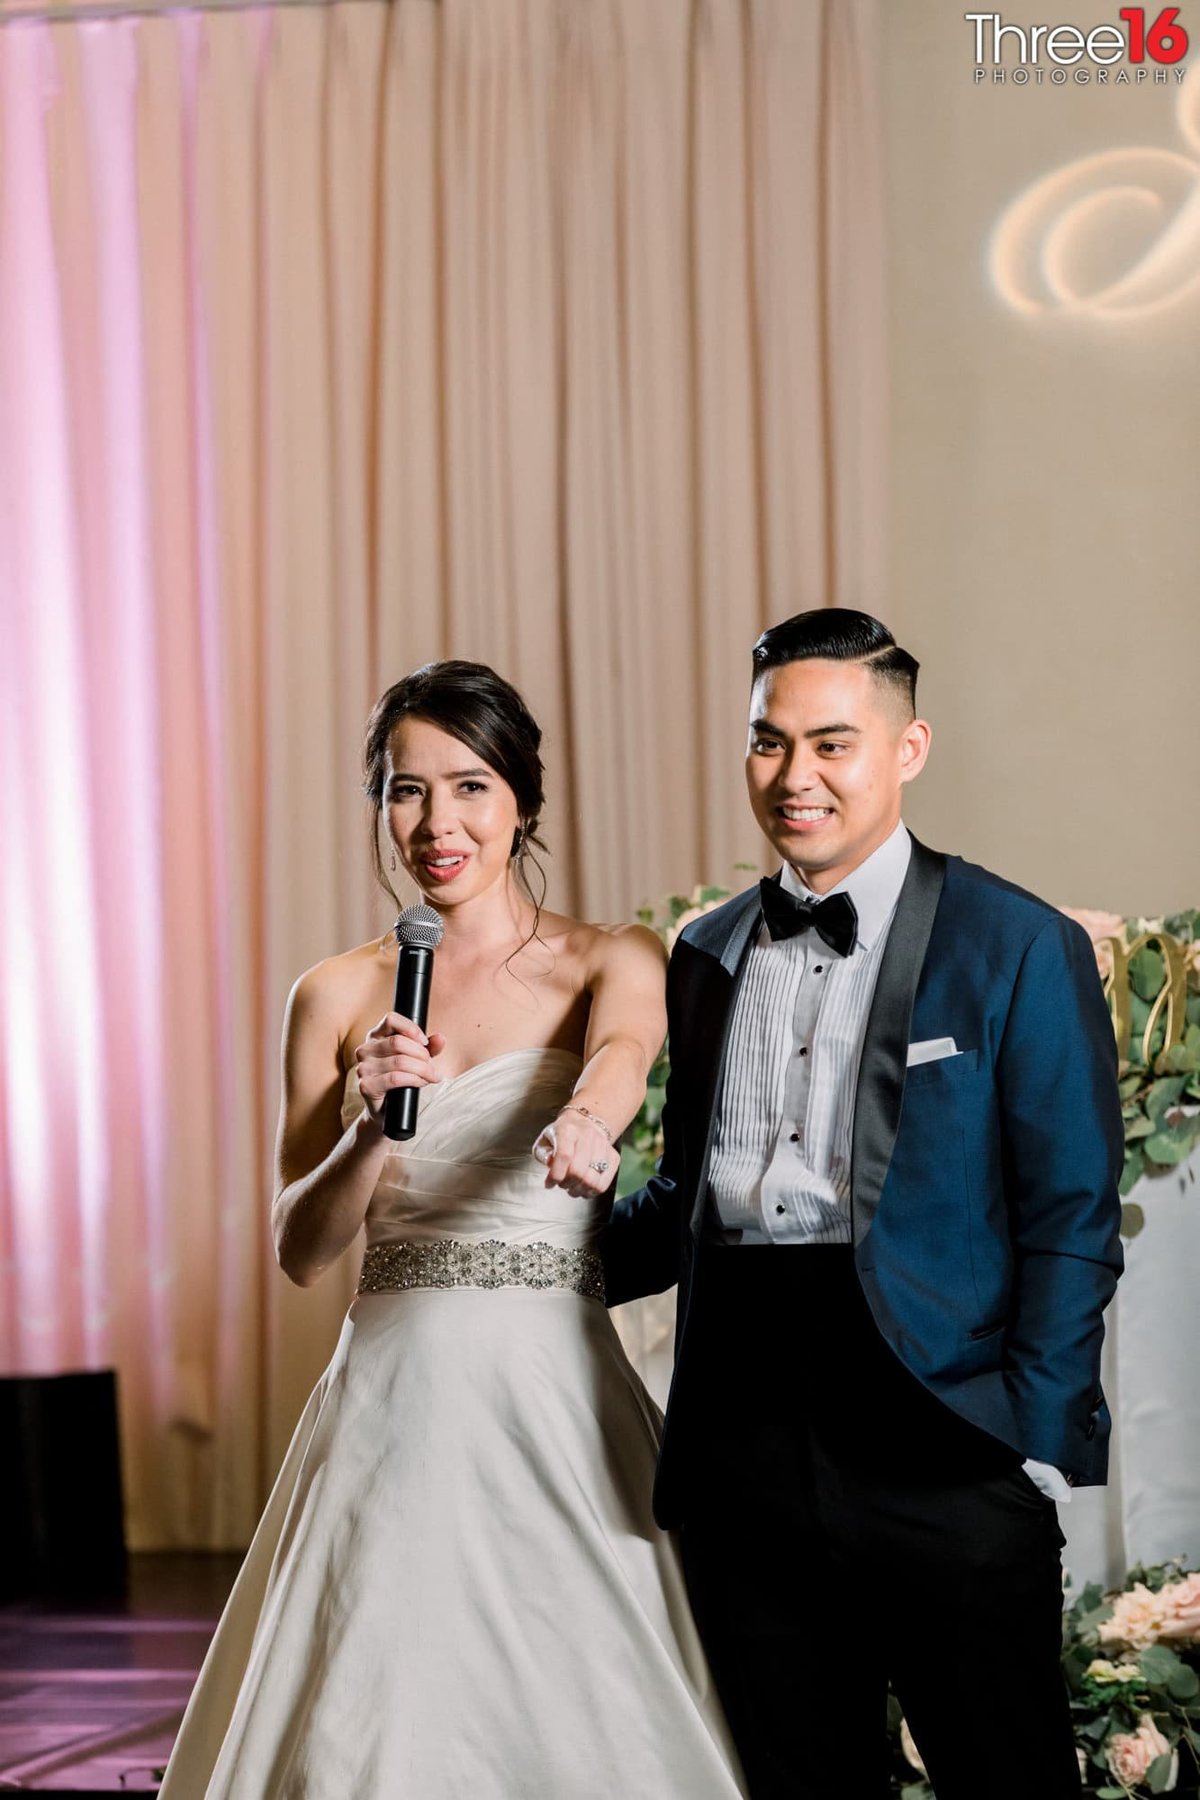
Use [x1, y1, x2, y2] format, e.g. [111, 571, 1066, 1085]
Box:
[882, 5, 1200, 914]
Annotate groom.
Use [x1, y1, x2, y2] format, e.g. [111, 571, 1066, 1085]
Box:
[603, 609, 1124, 1800]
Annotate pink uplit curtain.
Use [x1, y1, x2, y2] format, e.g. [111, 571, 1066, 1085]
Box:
[0, 0, 885, 1547]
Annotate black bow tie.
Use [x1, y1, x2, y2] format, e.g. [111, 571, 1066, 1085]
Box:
[758, 878, 858, 958]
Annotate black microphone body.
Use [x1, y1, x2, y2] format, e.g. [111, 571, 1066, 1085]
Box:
[382, 903, 444, 1141]
[383, 944, 435, 1141]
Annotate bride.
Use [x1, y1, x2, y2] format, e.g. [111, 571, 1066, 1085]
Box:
[159, 659, 744, 1799]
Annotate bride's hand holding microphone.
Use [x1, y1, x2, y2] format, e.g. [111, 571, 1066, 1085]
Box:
[354, 1015, 447, 1122]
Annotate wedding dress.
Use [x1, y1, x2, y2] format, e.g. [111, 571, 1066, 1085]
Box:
[158, 1047, 744, 1799]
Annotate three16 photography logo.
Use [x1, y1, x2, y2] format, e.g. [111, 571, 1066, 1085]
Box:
[968, 9, 1190, 81]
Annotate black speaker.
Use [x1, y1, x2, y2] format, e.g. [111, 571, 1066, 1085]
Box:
[0, 1369, 127, 1600]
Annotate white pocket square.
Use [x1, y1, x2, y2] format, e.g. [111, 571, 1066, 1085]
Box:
[906, 1037, 960, 1068]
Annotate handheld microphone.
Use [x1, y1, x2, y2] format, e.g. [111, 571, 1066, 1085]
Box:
[383, 903, 445, 1141]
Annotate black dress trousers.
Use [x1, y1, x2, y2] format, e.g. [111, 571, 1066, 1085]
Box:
[678, 1246, 1081, 1800]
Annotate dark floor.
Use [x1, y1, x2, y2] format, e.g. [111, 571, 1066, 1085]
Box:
[0, 1554, 240, 1793]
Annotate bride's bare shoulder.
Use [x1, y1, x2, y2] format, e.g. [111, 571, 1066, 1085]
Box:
[284, 936, 393, 1032]
[545, 914, 667, 983]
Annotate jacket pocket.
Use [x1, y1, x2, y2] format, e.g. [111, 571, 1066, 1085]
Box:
[903, 1046, 982, 1089]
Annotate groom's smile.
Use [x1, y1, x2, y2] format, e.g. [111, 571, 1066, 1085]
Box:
[776, 803, 835, 830]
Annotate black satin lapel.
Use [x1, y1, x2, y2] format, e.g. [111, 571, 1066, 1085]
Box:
[850, 838, 946, 1249]
[718, 885, 767, 978]
[687, 889, 763, 1233]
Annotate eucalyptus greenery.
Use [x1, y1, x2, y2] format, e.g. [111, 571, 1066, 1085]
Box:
[1113, 911, 1200, 1238]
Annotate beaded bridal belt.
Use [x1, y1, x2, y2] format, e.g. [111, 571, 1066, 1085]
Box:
[357, 1238, 606, 1304]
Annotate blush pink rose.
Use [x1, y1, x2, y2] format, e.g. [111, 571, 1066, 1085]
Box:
[1158, 1572, 1200, 1643]
[1107, 1715, 1177, 1791]
[1057, 906, 1126, 942]
[1098, 1582, 1170, 1650]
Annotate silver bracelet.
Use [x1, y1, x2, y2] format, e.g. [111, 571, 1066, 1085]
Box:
[557, 1103, 614, 1145]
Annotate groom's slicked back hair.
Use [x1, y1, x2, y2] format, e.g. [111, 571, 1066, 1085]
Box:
[752, 608, 919, 720]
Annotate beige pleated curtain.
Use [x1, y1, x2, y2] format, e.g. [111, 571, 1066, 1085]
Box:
[0, 0, 886, 1547]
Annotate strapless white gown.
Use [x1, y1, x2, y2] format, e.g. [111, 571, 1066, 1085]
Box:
[159, 1048, 744, 1799]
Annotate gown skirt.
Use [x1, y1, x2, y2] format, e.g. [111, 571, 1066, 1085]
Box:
[158, 1049, 745, 1800]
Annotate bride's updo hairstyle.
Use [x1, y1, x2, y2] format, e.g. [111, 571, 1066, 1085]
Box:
[362, 660, 550, 928]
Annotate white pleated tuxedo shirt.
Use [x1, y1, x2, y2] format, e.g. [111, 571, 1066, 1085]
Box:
[702, 819, 1074, 1505]
[707, 820, 912, 1246]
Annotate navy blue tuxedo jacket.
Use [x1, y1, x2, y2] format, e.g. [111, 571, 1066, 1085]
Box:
[603, 837, 1125, 1527]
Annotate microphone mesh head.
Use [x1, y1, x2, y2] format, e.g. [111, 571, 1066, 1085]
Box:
[393, 903, 444, 951]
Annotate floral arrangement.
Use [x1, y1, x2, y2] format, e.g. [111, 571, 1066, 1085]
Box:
[618, 887, 1200, 1238]
[893, 1561, 1200, 1797]
[1060, 911, 1200, 1236]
